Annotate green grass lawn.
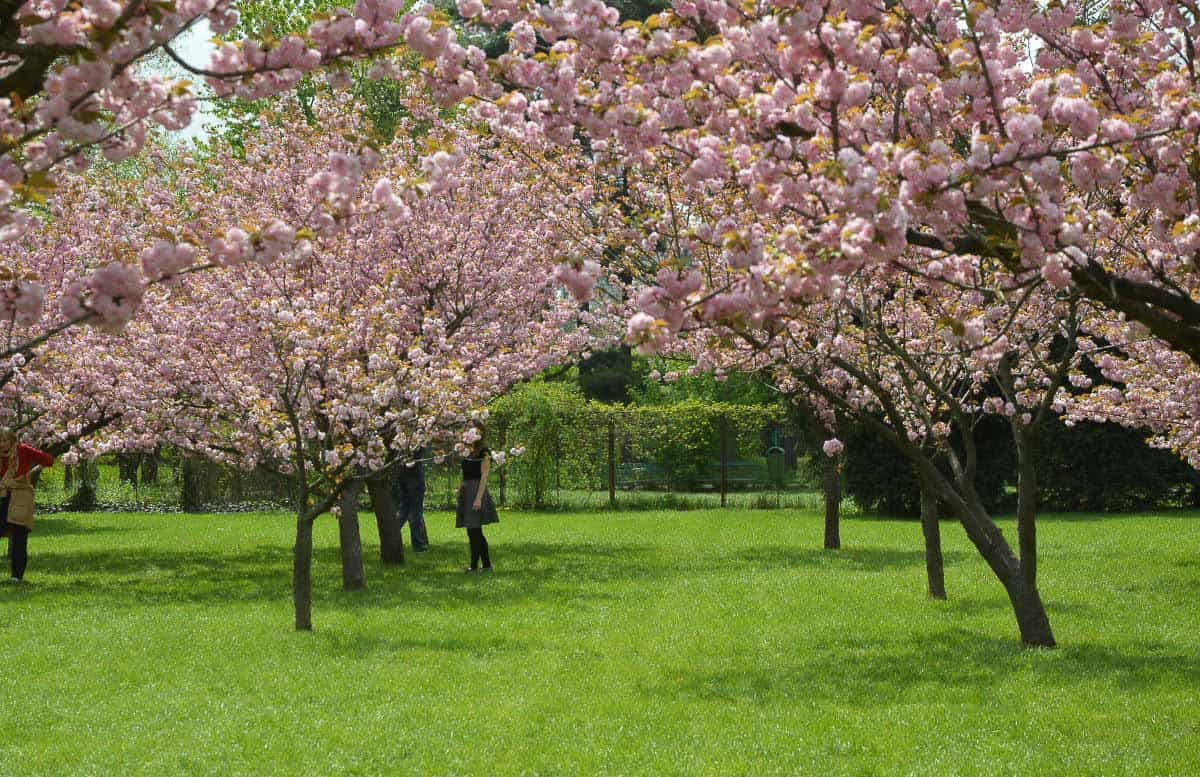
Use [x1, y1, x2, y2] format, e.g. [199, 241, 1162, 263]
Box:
[1, 509, 1198, 776]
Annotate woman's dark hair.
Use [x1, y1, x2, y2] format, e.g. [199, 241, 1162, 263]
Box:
[471, 424, 488, 454]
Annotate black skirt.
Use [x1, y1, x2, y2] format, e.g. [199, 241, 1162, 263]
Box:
[455, 481, 498, 528]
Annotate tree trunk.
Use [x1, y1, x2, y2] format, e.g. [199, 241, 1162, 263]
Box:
[919, 472, 946, 599]
[1014, 426, 1039, 593]
[793, 367, 1057, 648]
[293, 514, 314, 631]
[337, 480, 366, 590]
[117, 453, 140, 485]
[719, 414, 729, 508]
[927, 462, 1055, 647]
[1007, 579, 1056, 647]
[231, 467, 245, 503]
[1011, 425, 1053, 646]
[68, 460, 99, 510]
[822, 451, 841, 550]
[139, 449, 159, 485]
[203, 460, 221, 503]
[180, 456, 203, 512]
[366, 474, 404, 564]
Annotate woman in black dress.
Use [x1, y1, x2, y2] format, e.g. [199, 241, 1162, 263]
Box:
[456, 434, 498, 572]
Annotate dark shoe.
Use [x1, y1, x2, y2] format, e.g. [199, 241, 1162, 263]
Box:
[480, 566, 493, 573]
[464, 567, 479, 574]
[414, 545, 429, 552]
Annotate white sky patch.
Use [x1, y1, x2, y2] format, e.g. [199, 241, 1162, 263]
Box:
[152, 17, 222, 144]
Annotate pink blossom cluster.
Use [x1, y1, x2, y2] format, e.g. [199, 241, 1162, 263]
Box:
[0, 281, 46, 327]
[60, 264, 145, 328]
[140, 240, 198, 283]
[367, 0, 1198, 389]
[553, 259, 602, 302]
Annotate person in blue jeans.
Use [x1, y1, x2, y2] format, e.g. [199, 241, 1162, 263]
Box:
[392, 453, 429, 552]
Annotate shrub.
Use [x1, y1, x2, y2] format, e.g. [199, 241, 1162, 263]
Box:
[841, 413, 1200, 517]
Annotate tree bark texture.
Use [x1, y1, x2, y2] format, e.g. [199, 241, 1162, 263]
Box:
[1007, 579, 1056, 648]
[1011, 425, 1053, 646]
[68, 460, 99, 511]
[180, 456, 203, 512]
[337, 480, 366, 590]
[139, 449, 159, 485]
[293, 515, 314, 631]
[822, 451, 841, 550]
[924, 461, 1055, 647]
[117, 453, 140, 485]
[366, 474, 404, 564]
[919, 472, 946, 599]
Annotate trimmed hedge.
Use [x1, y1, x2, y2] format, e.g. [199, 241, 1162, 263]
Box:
[489, 382, 783, 508]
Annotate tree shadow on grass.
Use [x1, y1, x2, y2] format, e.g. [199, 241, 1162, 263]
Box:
[5, 537, 966, 616]
[0, 537, 1124, 664]
[2, 545, 292, 605]
[644, 629, 1200, 707]
[722, 545, 972, 571]
[1035, 509, 1200, 523]
[945, 596, 1100, 617]
[1, 540, 693, 611]
[316, 630, 533, 659]
[20, 516, 129, 537]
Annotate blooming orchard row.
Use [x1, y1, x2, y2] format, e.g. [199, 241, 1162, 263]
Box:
[4, 0, 1200, 640]
[5, 89, 606, 627]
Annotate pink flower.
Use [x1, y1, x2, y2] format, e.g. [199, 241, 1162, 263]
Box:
[457, 0, 484, 18]
[1006, 113, 1042, 145]
[822, 438, 844, 457]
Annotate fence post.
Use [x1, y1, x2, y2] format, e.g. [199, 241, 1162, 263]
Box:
[554, 424, 561, 508]
[720, 414, 729, 508]
[607, 414, 616, 507]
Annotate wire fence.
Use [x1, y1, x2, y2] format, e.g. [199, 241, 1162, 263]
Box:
[31, 409, 822, 513]
[455, 408, 819, 511]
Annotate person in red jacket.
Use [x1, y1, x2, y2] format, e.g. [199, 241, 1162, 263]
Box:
[0, 428, 54, 582]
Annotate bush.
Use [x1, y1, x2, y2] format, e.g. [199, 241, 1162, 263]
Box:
[841, 413, 1200, 517]
[490, 382, 605, 508]
[1035, 421, 1200, 511]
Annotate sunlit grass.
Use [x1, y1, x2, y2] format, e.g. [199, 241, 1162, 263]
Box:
[1, 509, 1197, 776]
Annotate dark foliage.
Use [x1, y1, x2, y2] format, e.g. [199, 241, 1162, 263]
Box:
[842, 414, 1200, 516]
[578, 347, 638, 403]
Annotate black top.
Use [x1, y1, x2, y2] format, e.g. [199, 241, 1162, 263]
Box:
[461, 448, 489, 481]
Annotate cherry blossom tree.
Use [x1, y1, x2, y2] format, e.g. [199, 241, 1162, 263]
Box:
[96, 96, 602, 629]
[0, 0, 448, 369]
[12, 0, 1200, 371]
[380, 0, 1195, 374]
[612, 150, 1086, 642]
[0, 162, 180, 464]
[1065, 319, 1200, 471]
[749, 260, 1083, 646]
